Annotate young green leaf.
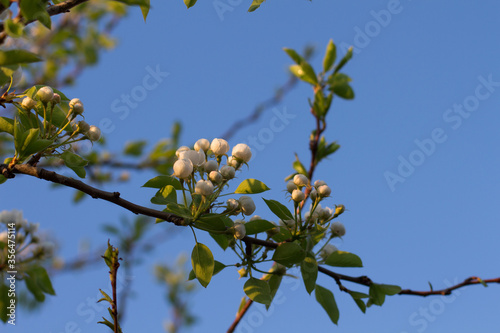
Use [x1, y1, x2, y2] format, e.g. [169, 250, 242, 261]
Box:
[193, 214, 228, 232]
[248, 0, 266, 12]
[324, 250, 363, 268]
[349, 291, 369, 313]
[142, 175, 182, 189]
[263, 198, 293, 220]
[315, 285, 339, 324]
[188, 260, 226, 281]
[272, 242, 306, 268]
[234, 178, 270, 194]
[301, 254, 318, 294]
[191, 243, 214, 288]
[19, 0, 51, 29]
[0, 117, 14, 135]
[271, 226, 292, 242]
[150, 185, 177, 205]
[334, 46, 353, 74]
[4, 18, 24, 38]
[244, 278, 272, 305]
[184, 0, 197, 9]
[292, 154, 308, 176]
[322, 39, 337, 73]
[124, 140, 147, 156]
[244, 219, 276, 235]
[283, 47, 305, 65]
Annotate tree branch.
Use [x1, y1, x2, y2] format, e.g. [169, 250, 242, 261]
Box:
[1, 163, 186, 226]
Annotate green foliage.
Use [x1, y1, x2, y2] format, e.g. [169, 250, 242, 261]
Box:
[324, 251, 363, 268]
[234, 179, 270, 194]
[191, 243, 214, 287]
[244, 277, 272, 305]
[263, 198, 294, 220]
[315, 285, 339, 324]
[272, 242, 306, 268]
[301, 254, 318, 294]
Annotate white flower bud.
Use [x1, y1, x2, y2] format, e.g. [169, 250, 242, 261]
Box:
[238, 196, 256, 216]
[232, 143, 252, 163]
[319, 207, 333, 220]
[203, 160, 218, 173]
[233, 220, 246, 239]
[69, 98, 84, 115]
[175, 146, 190, 157]
[220, 165, 235, 179]
[331, 222, 346, 237]
[334, 205, 345, 217]
[320, 244, 338, 259]
[194, 138, 210, 152]
[195, 179, 214, 196]
[210, 138, 229, 156]
[291, 189, 305, 202]
[77, 120, 90, 133]
[280, 219, 297, 230]
[314, 180, 326, 188]
[293, 174, 308, 187]
[87, 126, 101, 141]
[310, 189, 318, 202]
[36, 86, 54, 103]
[52, 93, 61, 104]
[21, 97, 36, 110]
[209, 170, 222, 183]
[317, 184, 331, 197]
[286, 180, 297, 193]
[226, 198, 239, 212]
[227, 156, 239, 168]
[173, 159, 193, 179]
[179, 149, 205, 167]
[249, 215, 261, 222]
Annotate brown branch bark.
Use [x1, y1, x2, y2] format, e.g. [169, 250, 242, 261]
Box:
[1, 163, 186, 226]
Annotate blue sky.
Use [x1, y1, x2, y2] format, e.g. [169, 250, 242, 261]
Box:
[3, 0, 500, 332]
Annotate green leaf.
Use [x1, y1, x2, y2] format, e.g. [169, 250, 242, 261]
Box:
[210, 232, 230, 251]
[477, 277, 488, 288]
[315, 285, 339, 325]
[266, 272, 283, 309]
[234, 178, 270, 194]
[193, 213, 228, 232]
[292, 154, 308, 176]
[301, 254, 318, 294]
[334, 46, 353, 74]
[25, 275, 45, 302]
[244, 278, 272, 305]
[60, 151, 88, 178]
[142, 175, 182, 190]
[188, 260, 226, 280]
[289, 64, 317, 86]
[184, 0, 197, 8]
[141, 0, 150, 21]
[97, 289, 113, 303]
[0, 117, 14, 135]
[113, 0, 150, 6]
[272, 242, 306, 268]
[124, 140, 147, 156]
[191, 243, 214, 288]
[164, 203, 192, 219]
[4, 18, 24, 38]
[322, 39, 337, 73]
[349, 291, 368, 313]
[377, 283, 402, 295]
[324, 251, 363, 268]
[19, 0, 51, 29]
[150, 185, 177, 205]
[271, 226, 292, 242]
[368, 283, 386, 306]
[26, 265, 55, 296]
[283, 48, 304, 65]
[244, 219, 276, 235]
[263, 198, 293, 220]
[22, 137, 53, 158]
[248, 0, 265, 12]
[0, 65, 17, 86]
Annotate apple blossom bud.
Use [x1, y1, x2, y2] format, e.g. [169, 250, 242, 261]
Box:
[204, 160, 218, 173]
[195, 179, 214, 196]
[292, 189, 305, 202]
[179, 149, 205, 167]
[194, 138, 210, 152]
[293, 174, 308, 187]
[52, 93, 61, 104]
[220, 165, 235, 179]
[232, 143, 252, 163]
[173, 159, 193, 179]
[69, 98, 84, 115]
[238, 196, 256, 216]
[175, 146, 190, 157]
[319, 207, 333, 220]
[233, 220, 246, 239]
[334, 205, 345, 217]
[87, 125, 101, 141]
[249, 215, 261, 222]
[227, 156, 239, 168]
[77, 120, 90, 133]
[331, 221, 345, 237]
[314, 180, 326, 188]
[310, 189, 318, 202]
[286, 180, 297, 193]
[21, 97, 36, 110]
[226, 198, 239, 212]
[210, 138, 229, 156]
[36, 86, 54, 103]
[209, 171, 223, 183]
[317, 184, 331, 197]
[320, 244, 338, 259]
